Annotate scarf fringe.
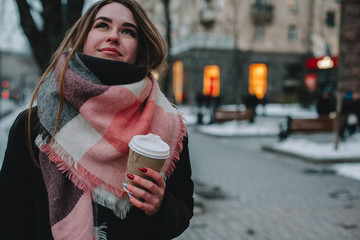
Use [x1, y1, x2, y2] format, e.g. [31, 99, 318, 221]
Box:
[164, 117, 187, 178]
[93, 187, 132, 219]
[36, 134, 125, 199]
[95, 223, 108, 240]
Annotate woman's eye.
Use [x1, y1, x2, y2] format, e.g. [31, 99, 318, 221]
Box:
[121, 29, 136, 37]
[94, 22, 109, 29]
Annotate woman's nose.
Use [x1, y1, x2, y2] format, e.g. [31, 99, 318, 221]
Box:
[106, 30, 120, 45]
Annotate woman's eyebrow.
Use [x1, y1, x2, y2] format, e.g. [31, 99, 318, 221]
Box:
[94, 16, 138, 31]
[94, 16, 112, 23]
[123, 22, 138, 31]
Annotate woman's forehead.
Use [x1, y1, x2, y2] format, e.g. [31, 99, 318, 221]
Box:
[95, 2, 137, 26]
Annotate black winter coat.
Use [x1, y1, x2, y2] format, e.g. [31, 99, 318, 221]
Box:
[0, 108, 194, 240]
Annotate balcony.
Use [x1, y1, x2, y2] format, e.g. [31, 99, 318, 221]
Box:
[251, 3, 274, 24]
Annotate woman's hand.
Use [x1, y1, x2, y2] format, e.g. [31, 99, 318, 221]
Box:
[124, 167, 166, 216]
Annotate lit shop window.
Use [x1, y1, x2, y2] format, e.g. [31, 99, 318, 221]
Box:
[249, 63, 267, 99]
[173, 60, 184, 103]
[203, 65, 220, 97]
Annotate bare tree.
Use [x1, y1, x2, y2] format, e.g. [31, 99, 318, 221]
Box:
[161, 0, 172, 96]
[15, 0, 84, 71]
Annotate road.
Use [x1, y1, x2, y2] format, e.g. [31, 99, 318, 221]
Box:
[175, 126, 360, 240]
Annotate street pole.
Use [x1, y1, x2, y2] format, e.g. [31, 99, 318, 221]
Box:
[334, 0, 345, 150]
[0, 51, 2, 119]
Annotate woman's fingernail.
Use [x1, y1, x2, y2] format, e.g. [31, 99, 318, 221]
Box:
[127, 174, 134, 180]
[122, 182, 128, 188]
[138, 167, 147, 173]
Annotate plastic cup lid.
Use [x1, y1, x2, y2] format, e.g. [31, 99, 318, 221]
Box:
[129, 133, 170, 159]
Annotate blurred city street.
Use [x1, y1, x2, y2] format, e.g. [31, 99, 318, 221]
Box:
[0, 1, 359, 239]
[176, 124, 360, 240]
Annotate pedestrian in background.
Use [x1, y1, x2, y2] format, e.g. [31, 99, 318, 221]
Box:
[347, 111, 358, 137]
[0, 0, 193, 239]
[243, 93, 259, 123]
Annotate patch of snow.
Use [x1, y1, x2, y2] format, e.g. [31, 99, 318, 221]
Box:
[198, 118, 280, 137]
[333, 163, 360, 181]
[273, 136, 360, 160]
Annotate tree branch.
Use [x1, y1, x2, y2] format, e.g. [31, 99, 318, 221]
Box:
[67, 0, 85, 31]
[15, 0, 47, 69]
[15, 0, 41, 42]
[41, 0, 62, 50]
[15, 0, 84, 71]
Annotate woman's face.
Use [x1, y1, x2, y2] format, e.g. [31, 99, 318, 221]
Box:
[83, 2, 138, 64]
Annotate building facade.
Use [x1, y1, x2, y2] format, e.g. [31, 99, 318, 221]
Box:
[138, 0, 341, 105]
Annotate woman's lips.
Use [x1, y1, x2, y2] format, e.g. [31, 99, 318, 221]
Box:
[99, 47, 122, 56]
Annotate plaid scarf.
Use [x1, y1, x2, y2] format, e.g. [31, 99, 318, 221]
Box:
[36, 52, 186, 239]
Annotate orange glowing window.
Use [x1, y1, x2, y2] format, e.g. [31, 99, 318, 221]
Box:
[173, 60, 184, 103]
[249, 63, 267, 99]
[203, 65, 220, 97]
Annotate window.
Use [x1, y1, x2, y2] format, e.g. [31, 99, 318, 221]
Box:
[255, 24, 265, 41]
[203, 65, 220, 97]
[256, 0, 267, 5]
[284, 64, 301, 89]
[173, 60, 184, 103]
[326, 11, 335, 27]
[217, 0, 224, 9]
[249, 63, 267, 99]
[285, 64, 302, 80]
[287, 0, 298, 12]
[288, 25, 297, 42]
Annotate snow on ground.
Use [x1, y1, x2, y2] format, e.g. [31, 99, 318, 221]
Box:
[334, 163, 360, 181]
[271, 135, 360, 160]
[256, 103, 319, 118]
[197, 118, 281, 137]
[0, 99, 30, 166]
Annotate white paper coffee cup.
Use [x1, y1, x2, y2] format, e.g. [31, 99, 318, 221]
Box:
[125, 133, 170, 189]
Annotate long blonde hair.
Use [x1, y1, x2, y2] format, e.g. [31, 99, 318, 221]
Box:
[27, 0, 167, 167]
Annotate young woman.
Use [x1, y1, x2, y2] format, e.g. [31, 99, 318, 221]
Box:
[0, 1, 193, 239]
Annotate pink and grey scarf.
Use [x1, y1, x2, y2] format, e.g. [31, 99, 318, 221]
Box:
[36, 52, 186, 239]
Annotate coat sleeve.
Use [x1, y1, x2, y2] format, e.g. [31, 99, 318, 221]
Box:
[0, 109, 49, 239]
[142, 135, 194, 239]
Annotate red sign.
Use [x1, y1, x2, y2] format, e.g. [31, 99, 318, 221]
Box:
[306, 56, 338, 70]
[305, 73, 317, 91]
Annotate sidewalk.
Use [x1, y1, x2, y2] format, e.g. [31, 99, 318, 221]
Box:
[176, 126, 360, 240]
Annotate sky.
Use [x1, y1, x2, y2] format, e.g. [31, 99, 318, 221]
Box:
[0, 0, 98, 54]
[0, 0, 30, 53]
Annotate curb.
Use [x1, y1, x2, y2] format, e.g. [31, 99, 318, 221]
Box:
[262, 145, 360, 164]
